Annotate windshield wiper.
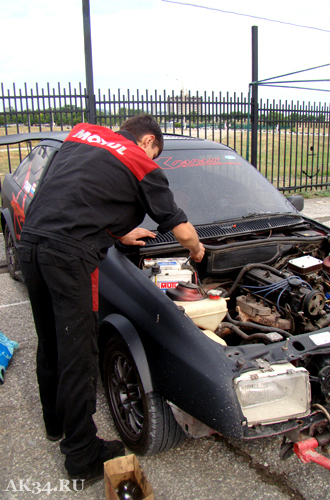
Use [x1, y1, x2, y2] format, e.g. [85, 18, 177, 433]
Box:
[209, 211, 301, 225]
[242, 211, 297, 219]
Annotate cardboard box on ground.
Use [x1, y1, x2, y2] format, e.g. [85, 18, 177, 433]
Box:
[104, 454, 154, 500]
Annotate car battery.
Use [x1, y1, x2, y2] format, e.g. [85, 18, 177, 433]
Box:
[143, 258, 193, 292]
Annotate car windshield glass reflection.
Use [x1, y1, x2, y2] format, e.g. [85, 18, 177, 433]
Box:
[143, 149, 295, 228]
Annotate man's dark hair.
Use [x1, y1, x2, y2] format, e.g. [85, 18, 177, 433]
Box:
[120, 115, 163, 156]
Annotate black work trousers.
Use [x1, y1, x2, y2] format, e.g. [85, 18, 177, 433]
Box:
[18, 240, 102, 475]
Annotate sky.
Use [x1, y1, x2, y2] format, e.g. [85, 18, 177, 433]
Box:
[1, 0, 330, 105]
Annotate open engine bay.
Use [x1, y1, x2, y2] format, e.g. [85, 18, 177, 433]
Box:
[138, 217, 330, 344]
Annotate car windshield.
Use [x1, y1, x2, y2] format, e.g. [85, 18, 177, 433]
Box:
[143, 148, 296, 229]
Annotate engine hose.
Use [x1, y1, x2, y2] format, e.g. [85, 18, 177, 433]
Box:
[222, 263, 286, 299]
[225, 311, 292, 338]
[312, 404, 330, 424]
[217, 322, 273, 343]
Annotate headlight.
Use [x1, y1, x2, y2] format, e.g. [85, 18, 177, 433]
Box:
[234, 363, 311, 426]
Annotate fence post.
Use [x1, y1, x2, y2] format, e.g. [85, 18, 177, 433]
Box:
[82, 0, 96, 124]
[251, 26, 258, 168]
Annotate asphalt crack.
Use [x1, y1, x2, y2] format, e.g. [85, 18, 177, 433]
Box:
[217, 436, 305, 500]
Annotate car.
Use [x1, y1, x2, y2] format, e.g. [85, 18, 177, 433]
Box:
[1, 130, 330, 467]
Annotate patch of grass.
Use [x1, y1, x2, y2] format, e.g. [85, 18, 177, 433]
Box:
[299, 189, 330, 199]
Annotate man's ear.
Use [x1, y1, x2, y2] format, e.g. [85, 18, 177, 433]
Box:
[138, 134, 155, 149]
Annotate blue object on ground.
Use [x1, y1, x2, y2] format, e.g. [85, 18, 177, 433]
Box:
[0, 331, 19, 384]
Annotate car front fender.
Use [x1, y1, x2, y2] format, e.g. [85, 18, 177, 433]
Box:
[98, 247, 246, 438]
[99, 313, 154, 394]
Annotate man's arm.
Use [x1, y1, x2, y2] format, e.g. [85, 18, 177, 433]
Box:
[172, 222, 205, 262]
[119, 224, 204, 262]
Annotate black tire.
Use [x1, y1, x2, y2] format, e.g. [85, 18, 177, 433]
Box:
[4, 224, 19, 280]
[103, 335, 186, 455]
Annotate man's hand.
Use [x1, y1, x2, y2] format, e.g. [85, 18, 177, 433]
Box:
[119, 228, 156, 246]
[190, 242, 205, 263]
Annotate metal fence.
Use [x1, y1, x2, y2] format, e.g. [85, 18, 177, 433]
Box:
[1, 82, 330, 193]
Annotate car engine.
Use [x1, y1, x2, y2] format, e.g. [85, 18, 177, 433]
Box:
[234, 255, 330, 335]
[142, 248, 330, 343]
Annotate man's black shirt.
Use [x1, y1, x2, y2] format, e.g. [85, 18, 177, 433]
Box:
[21, 124, 187, 265]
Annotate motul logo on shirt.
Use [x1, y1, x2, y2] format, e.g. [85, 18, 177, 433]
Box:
[66, 122, 159, 182]
[71, 128, 127, 155]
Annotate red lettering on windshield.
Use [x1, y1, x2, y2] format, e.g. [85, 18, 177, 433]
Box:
[156, 156, 241, 169]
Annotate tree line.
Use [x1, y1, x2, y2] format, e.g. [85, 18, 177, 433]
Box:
[1, 105, 328, 128]
[0, 105, 144, 127]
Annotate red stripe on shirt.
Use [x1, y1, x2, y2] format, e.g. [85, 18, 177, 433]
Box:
[65, 123, 159, 181]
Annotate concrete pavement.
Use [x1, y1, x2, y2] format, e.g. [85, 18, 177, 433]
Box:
[301, 196, 330, 227]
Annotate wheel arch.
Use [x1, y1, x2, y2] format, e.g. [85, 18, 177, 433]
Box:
[98, 313, 154, 393]
[1, 209, 17, 245]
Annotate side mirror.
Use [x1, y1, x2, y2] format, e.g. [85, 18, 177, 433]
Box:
[287, 195, 304, 212]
